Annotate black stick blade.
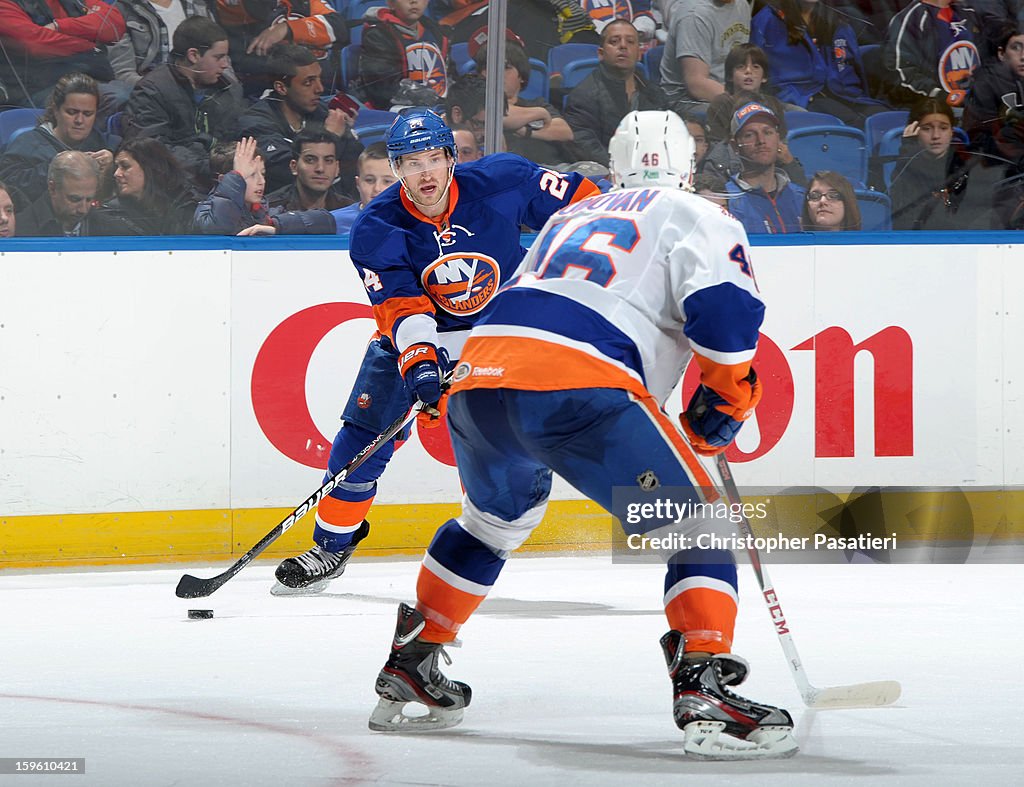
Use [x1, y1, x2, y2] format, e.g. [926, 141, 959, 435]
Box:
[175, 573, 222, 599]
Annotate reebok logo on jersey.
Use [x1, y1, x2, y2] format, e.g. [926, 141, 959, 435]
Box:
[471, 366, 505, 377]
[421, 253, 501, 316]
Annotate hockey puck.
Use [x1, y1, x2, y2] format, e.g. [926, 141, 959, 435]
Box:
[187, 609, 214, 620]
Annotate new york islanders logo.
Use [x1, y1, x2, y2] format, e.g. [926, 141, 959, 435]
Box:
[938, 40, 979, 93]
[422, 253, 501, 316]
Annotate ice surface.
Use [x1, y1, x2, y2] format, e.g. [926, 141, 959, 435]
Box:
[1, 556, 1019, 786]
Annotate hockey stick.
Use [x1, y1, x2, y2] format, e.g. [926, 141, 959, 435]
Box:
[713, 454, 902, 709]
[175, 400, 427, 599]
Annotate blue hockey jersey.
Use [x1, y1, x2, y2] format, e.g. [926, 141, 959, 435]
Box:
[349, 153, 599, 357]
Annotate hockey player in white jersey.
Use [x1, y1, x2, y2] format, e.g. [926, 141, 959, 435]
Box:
[368, 111, 797, 760]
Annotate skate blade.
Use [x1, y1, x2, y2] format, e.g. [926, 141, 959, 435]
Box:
[368, 698, 464, 733]
[682, 721, 798, 761]
[269, 579, 329, 597]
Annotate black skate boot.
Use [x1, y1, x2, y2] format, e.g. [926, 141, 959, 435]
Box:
[271, 520, 370, 595]
[368, 603, 472, 732]
[661, 630, 798, 760]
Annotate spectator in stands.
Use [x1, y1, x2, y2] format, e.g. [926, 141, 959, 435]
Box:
[800, 170, 862, 230]
[0, 73, 115, 213]
[890, 97, 998, 229]
[581, 0, 658, 43]
[0, 181, 15, 238]
[124, 17, 245, 186]
[194, 136, 336, 234]
[565, 18, 667, 165]
[659, 0, 751, 116]
[213, 0, 348, 93]
[881, 0, 982, 111]
[17, 151, 100, 237]
[446, 73, 506, 153]
[693, 170, 728, 206]
[234, 44, 362, 196]
[332, 141, 396, 235]
[705, 43, 791, 144]
[452, 123, 483, 161]
[267, 127, 354, 211]
[108, 0, 217, 87]
[0, 0, 126, 107]
[473, 32, 574, 165]
[751, 0, 889, 126]
[963, 21, 1024, 164]
[723, 100, 805, 233]
[357, 0, 452, 110]
[702, 90, 806, 184]
[91, 137, 198, 234]
[685, 116, 710, 169]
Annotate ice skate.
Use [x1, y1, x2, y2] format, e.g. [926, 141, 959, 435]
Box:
[661, 631, 798, 760]
[368, 603, 472, 732]
[270, 520, 370, 595]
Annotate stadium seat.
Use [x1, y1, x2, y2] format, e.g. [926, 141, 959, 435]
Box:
[520, 59, 550, 102]
[560, 57, 598, 108]
[878, 127, 904, 189]
[452, 41, 471, 75]
[0, 107, 43, 148]
[854, 189, 892, 231]
[864, 110, 909, 153]
[346, 0, 382, 20]
[643, 44, 663, 84]
[787, 124, 868, 187]
[547, 42, 599, 83]
[784, 111, 843, 131]
[340, 43, 361, 91]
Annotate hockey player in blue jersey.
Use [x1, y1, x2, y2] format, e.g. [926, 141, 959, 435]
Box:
[367, 111, 797, 760]
[273, 108, 600, 594]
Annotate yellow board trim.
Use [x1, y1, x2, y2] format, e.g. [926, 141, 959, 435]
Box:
[1, 490, 1020, 569]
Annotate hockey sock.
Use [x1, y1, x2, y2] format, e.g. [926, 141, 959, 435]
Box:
[663, 548, 738, 654]
[416, 520, 506, 642]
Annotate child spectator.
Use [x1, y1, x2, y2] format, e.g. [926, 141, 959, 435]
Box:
[0, 182, 15, 238]
[445, 73, 505, 154]
[963, 21, 1024, 164]
[193, 137, 336, 234]
[17, 151, 100, 237]
[358, 0, 451, 110]
[685, 115, 710, 169]
[564, 18, 667, 165]
[0, 73, 115, 212]
[0, 0, 126, 107]
[267, 128, 354, 211]
[881, 0, 982, 110]
[91, 137, 198, 235]
[124, 17, 246, 186]
[751, 0, 889, 126]
[331, 141, 397, 235]
[474, 30, 574, 166]
[234, 44, 362, 196]
[108, 0, 217, 87]
[705, 43, 790, 144]
[800, 169, 862, 230]
[723, 100, 806, 233]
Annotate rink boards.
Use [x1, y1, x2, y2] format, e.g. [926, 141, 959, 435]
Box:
[1, 234, 1022, 566]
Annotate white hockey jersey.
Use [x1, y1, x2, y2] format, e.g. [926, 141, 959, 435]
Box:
[451, 186, 765, 409]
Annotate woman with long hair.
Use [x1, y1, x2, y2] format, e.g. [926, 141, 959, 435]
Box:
[801, 170, 862, 230]
[0, 73, 115, 211]
[91, 137, 198, 235]
[751, 0, 888, 125]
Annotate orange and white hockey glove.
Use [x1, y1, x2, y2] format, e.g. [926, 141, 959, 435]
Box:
[680, 368, 762, 456]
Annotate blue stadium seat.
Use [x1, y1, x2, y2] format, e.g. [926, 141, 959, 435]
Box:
[0, 107, 43, 148]
[787, 125, 868, 187]
[452, 41, 471, 75]
[346, 0, 383, 20]
[878, 125, 970, 188]
[784, 111, 843, 131]
[560, 57, 598, 108]
[865, 110, 909, 153]
[340, 43, 361, 91]
[520, 59, 549, 102]
[643, 44, 663, 84]
[547, 42, 599, 82]
[854, 189, 892, 231]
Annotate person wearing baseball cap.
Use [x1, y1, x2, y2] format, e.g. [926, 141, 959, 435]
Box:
[724, 100, 805, 234]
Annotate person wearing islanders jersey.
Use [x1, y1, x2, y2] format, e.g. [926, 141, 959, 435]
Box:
[271, 107, 599, 595]
[367, 111, 796, 760]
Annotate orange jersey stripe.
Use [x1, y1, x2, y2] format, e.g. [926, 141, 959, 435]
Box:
[315, 494, 374, 531]
[691, 350, 754, 417]
[665, 587, 737, 655]
[568, 177, 601, 203]
[416, 565, 487, 642]
[372, 295, 435, 343]
[633, 393, 717, 493]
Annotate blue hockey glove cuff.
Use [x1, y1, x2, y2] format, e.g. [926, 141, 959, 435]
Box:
[681, 369, 761, 455]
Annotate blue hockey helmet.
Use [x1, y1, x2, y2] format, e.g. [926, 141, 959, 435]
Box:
[386, 108, 457, 167]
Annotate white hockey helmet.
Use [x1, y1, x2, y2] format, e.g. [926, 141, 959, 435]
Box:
[608, 110, 696, 191]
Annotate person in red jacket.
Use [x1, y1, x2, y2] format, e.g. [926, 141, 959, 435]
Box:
[0, 0, 126, 106]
